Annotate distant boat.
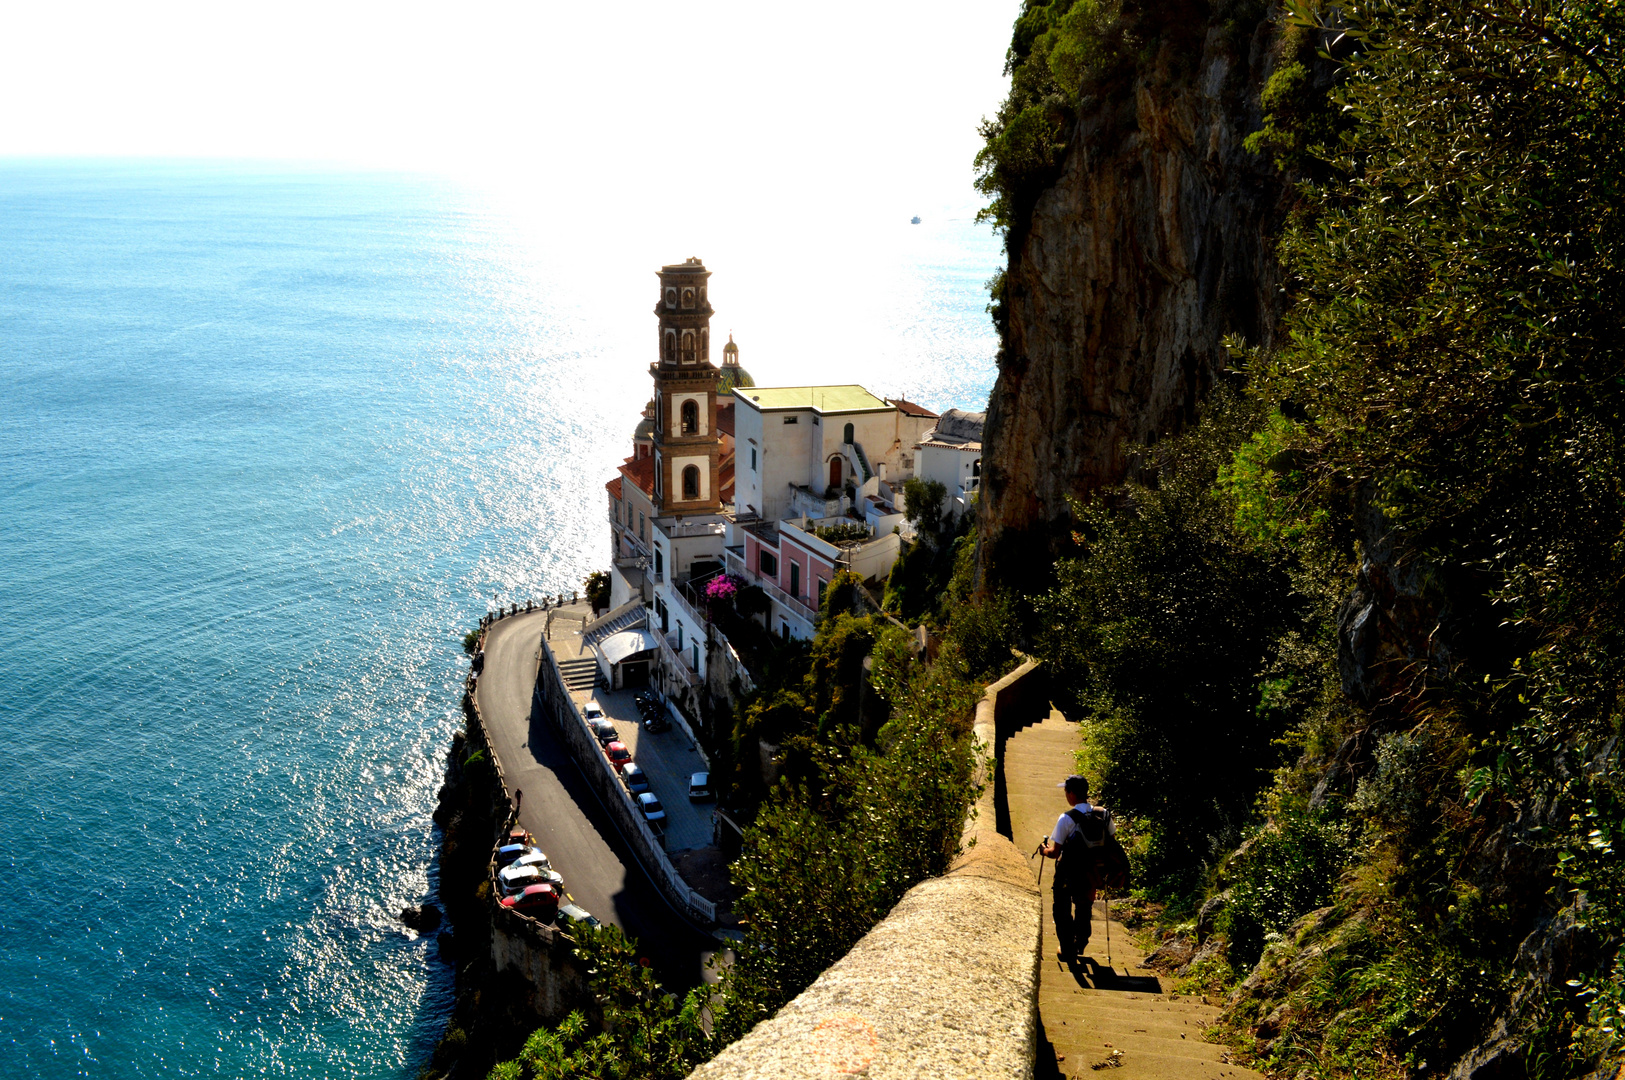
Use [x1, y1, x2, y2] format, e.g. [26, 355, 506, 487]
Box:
[910, 215, 921, 224]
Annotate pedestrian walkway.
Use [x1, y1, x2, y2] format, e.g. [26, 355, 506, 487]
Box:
[1004, 709, 1262, 1080]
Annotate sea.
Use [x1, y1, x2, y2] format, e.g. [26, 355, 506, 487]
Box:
[0, 160, 1004, 1078]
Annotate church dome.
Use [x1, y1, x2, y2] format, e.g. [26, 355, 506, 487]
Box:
[717, 334, 754, 396]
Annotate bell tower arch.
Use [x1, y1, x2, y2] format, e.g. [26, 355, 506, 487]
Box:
[650, 257, 722, 516]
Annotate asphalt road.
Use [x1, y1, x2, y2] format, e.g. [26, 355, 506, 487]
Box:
[474, 609, 719, 989]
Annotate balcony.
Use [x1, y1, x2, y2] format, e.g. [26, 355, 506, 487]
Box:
[670, 579, 708, 628]
[724, 549, 818, 622]
[660, 518, 727, 541]
[656, 629, 701, 688]
[788, 484, 848, 521]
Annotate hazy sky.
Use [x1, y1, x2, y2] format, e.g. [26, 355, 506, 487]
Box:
[2, 1, 1023, 218]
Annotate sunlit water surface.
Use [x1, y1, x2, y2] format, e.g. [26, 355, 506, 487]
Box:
[0, 161, 1001, 1077]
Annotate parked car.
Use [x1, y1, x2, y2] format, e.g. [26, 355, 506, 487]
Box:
[498, 863, 546, 896]
[604, 741, 632, 772]
[501, 883, 559, 917]
[510, 849, 551, 874]
[589, 717, 619, 745]
[637, 791, 666, 825]
[583, 700, 605, 721]
[688, 771, 713, 802]
[495, 843, 529, 868]
[557, 902, 600, 932]
[621, 762, 652, 796]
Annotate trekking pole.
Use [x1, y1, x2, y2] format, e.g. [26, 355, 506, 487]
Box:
[1104, 887, 1112, 968]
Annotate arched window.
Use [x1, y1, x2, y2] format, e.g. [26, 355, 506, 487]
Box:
[843, 422, 854, 445]
[665, 288, 677, 309]
[681, 331, 696, 364]
[682, 465, 701, 500]
[701, 328, 708, 359]
[663, 331, 676, 363]
[681, 399, 698, 434]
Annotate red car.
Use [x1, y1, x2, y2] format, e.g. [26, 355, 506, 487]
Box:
[604, 741, 632, 772]
[501, 883, 559, 918]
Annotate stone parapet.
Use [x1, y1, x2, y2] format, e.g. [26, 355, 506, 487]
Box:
[688, 660, 1047, 1080]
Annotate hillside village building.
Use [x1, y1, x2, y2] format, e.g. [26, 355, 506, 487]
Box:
[912, 408, 985, 522]
[600, 258, 956, 720]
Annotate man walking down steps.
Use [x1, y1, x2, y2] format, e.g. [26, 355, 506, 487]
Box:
[1004, 706, 1263, 1080]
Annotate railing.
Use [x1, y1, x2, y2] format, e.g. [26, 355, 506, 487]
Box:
[670, 581, 706, 629]
[844, 440, 873, 482]
[656, 629, 701, 687]
[662, 519, 726, 540]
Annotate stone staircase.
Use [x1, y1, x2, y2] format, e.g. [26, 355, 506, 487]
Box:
[1005, 711, 1262, 1080]
[556, 656, 599, 693]
[583, 605, 647, 650]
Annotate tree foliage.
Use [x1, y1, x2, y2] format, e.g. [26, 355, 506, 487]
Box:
[484, 925, 713, 1080]
[1032, 389, 1345, 897]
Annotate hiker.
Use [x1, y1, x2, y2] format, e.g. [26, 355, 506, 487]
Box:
[1041, 774, 1115, 963]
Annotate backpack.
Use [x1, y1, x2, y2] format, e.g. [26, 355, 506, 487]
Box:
[1057, 807, 1131, 892]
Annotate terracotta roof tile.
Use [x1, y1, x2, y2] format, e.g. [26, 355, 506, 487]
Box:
[620, 454, 656, 498]
[888, 397, 939, 419]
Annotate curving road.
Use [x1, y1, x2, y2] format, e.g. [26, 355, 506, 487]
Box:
[474, 608, 718, 989]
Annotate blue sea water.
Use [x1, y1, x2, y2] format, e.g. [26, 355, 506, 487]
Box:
[0, 161, 1002, 1077]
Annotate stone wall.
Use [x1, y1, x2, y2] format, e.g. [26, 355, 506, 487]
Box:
[533, 636, 718, 926]
[688, 662, 1049, 1080]
[490, 914, 586, 1022]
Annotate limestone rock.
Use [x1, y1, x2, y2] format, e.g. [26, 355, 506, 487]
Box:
[979, 16, 1297, 589]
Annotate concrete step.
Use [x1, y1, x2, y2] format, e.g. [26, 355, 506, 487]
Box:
[1045, 1037, 1251, 1080]
[1044, 1009, 1225, 1055]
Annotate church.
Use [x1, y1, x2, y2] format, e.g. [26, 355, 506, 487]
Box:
[601, 258, 941, 718]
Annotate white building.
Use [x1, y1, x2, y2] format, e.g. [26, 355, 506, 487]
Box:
[912, 408, 985, 522]
[731, 387, 938, 522]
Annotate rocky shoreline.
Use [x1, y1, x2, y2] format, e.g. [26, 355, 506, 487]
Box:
[416, 687, 535, 1080]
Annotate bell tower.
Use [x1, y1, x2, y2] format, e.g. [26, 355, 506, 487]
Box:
[650, 257, 722, 516]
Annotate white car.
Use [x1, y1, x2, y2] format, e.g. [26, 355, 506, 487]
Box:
[498, 863, 545, 896]
[637, 792, 666, 825]
[511, 849, 551, 873]
[583, 700, 604, 720]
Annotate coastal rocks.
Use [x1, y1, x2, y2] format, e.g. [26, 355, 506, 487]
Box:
[400, 904, 442, 933]
[979, 14, 1297, 590]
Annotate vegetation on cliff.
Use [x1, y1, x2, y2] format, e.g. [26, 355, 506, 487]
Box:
[985, 0, 1625, 1075]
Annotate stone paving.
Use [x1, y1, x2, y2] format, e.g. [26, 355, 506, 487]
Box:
[1005, 709, 1263, 1080]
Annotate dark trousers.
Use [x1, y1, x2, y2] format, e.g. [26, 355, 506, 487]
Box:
[1053, 879, 1097, 956]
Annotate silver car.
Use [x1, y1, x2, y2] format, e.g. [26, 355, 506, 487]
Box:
[637, 791, 666, 825]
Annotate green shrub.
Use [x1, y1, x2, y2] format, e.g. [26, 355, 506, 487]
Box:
[1219, 811, 1350, 968]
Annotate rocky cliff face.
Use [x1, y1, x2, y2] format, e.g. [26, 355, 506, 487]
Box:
[979, 16, 1291, 591]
